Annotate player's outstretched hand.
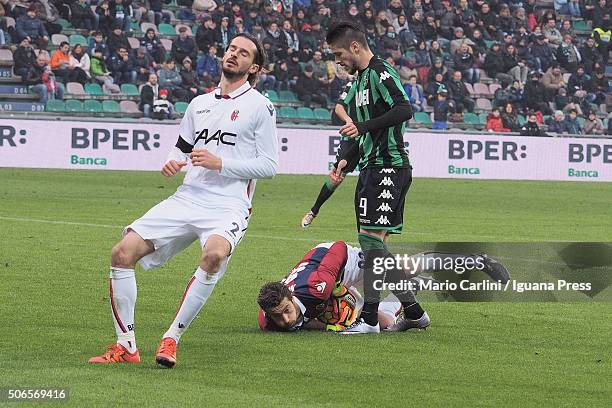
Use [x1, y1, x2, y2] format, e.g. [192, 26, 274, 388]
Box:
[161, 160, 187, 177]
[339, 122, 359, 138]
[191, 148, 222, 170]
[330, 159, 347, 185]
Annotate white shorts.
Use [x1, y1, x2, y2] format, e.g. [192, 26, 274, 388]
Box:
[341, 244, 364, 287]
[125, 194, 250, 270]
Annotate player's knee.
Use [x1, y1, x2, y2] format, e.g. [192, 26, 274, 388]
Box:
[200, 250, 226, 273]
[111, 243, 136, 268]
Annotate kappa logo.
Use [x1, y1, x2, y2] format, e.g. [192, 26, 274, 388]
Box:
[377, 202, 393, 212]
[230, 109, 239, 121]
[266, 104, 275, 117]
[315, 282, 327, 293]
[379, 168, 396, 174]
[379, 71, 391, 82]
[379, 176, 394, 186]
[378, 190, 395, 199]
[178, 323, 185, 329]
[375, 215, 391, 225]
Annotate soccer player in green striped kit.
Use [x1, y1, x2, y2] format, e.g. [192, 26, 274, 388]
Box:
[325, 21, 430, 333]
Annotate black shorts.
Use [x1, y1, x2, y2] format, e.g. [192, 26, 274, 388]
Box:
[354, 166, 412, 234]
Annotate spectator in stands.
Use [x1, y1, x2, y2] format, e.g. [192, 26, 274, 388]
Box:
[501, 103, 520, 132]
[272, 59, 291, 92]
[404, 75, 425, 112]
[425, 71, 445, 106]
[426, 57, 448, 83]
[556, 34, 582, 73]
[413, 39, 431, 69]
[217, 16, 232, 52]
[563, 109, 582, 134]
[450, 27, 474, 55]
[295, 65, 328, 108]
[192, 0, 217, 22]
[107, 22, 130, 55]
[16, 5, 48, 49]
[33, 0, 62, 37]
[151, 88, 174, 119]
[286, 52, 301, 83]
[14, 37, 38, 83]
[486, 108, 510, 133]
[172, 26, 198, 64]
[71, 0, 97, 31]
[546, 110, 566, 133]
[96, 1, 114, 38]
[133, 46, 153, 83]
[195, 15, 218, 53]
[503, 44, 528, 85]
[140, 28, 166, 65]
[453, 42, 479, 84]
[49, 41, 83, 84]
[70, 44, 90, 82]
[30, 53, 65, 103]
[110, 0, 133, 33]
[307, 49, 328, 84]
[147, 0, 171, 26]
[592, 69, 609, 105]
[478, 2, 500, 41]
[446, 70, 474, 113]
[583, 110, 605, 135]
[139, 73, 159, 117]
[433, 87, 452, 130]
[523, 71, 551, 115]
[88, 32, 109, 59]
[554, 0, 570, 16]
[542, 64, 566, 101]
[555, 87, 570, 111]
[299, 23, 317, 56]
[543, 17, 562, 47]
[485, 42, 511, 86]
[91, 47, 120, 93]
[530, 34, 555, 72]
[422, 13, 439, 43]
[255, 62, 276, 92]
[592, 14, 611, 60]
[379, 25, 401, 59]
[109, 46, 136, 85]
[568, 65, 596, 104]
[158, 58, 188, 102]
[559, 20, 574, 38]
[178, 56, 200, 102]
[196, 44, 220, 88]
[580, 37, 603, 75]
[520, 112, 549, 136]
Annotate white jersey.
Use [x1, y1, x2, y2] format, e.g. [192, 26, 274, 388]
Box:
[167, 81, 279, 211]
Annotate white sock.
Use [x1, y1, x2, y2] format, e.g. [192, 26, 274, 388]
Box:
[163, 262, 227, 343]
[109, 267, 137, 353]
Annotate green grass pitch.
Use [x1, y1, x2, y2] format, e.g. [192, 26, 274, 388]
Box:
[0, 168, 610, 407]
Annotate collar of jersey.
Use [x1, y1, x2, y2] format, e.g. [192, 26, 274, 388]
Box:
[214, 82, 252, 99]
[357, 55, 377, 76]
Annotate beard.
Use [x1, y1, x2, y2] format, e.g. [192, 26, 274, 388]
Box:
[222, 66, 249, 80]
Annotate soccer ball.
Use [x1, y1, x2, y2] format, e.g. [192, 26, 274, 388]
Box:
[319, 285, 359, 329]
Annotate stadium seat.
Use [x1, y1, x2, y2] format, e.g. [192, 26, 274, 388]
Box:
[278, 106, 298, 120]
[161, 39, 173, 52]
[69, 35, 88, 47]
[119, 100, 140, 113]
[488, 83, 501, 94]
[45, 99, 66, 112]
[463, 112, 480, 125]
[414, 112, 432, 126]
[573, 20, 589, 32]
[121, 84, 139, 96]
[313, 108, 330, 121]
[476, 98, 492, 111]
[484, 40, 494, 49]
[5, 16, 15, 29]
[83, 100, 102, 113]
[577, 117, 585, 128]
[158, 23, 177, 36]
[279, 90, 298, 103]
[175, 24, 193, 36]
[102, 100, 120, 113]
[141, 22, 158, 34]
[297, 106, 314, 121]
[465, 83, 475, 97]
[563, 73, 571, 83]
[66, 82, 86, 95]
[128, 37, 140, 49]
[0, 49, 13, 65]
[265, 90, 279, 102]
[85, 83, 104, 96]
[478, 113, 488, 125]
[51, 34, 69, 47]
[65, 99, 83, 113]
[175, 101, 188, 114]
[57, 18, 71, 30]
[473, 83, 489, 96]
[518, 115, 526, 125]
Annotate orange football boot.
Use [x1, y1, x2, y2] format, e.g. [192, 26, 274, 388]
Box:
[155, 337, 177, 368]
[88, 344, 141, 363]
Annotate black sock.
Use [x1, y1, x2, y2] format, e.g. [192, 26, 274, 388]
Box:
[311, 180, 337, 215]
[360, 302, 380, 325]
[403, 302, 425, 320]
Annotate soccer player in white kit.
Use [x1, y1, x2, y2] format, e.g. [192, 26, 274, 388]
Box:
[89, 34, 279, 368]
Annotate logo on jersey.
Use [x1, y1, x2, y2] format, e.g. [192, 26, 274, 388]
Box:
[356, 89, 369, 107]
[194, 128, 237, 146]
[377, 202, 393, 212]
[378, 189, 395, 199]
[315, 282, 327, 293]
[379, 177, 394, 186]
[379, 71, 391, 82]
[379, 168, 396, 174]
[178, 323, 185, 329]
[266, 104, 275, 117]
[230, 109, 239, 121]
[375, 215, 391, 225]
[196, 109, 211, 115]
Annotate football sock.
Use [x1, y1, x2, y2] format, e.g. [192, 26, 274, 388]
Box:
[402, 302, 425, 320]
[163, 262, 227, 343]
[358, 233, 387, 326]
[311, 180, 337, 215]
[109, 267, 137, 353]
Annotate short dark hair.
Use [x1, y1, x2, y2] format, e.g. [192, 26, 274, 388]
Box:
[325, 20, 368, 49]
[230, 33, 267, 86]
[257, 282, 291, 312]
[60, 41, 69, 48]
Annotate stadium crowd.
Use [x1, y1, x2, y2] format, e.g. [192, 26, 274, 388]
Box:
[1, 0, 611, 134]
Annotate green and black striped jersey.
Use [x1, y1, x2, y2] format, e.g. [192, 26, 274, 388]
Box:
[342, 56, 411, 169]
